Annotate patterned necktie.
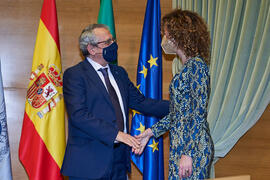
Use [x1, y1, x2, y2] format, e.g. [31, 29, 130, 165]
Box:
[99, 68, 124, 132]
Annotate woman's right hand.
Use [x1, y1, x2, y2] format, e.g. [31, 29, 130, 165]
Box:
[179, 155, 192, 178]
[134, 128, 153, 155]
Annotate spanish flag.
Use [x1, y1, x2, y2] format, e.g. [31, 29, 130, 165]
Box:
[19, 0, 65, 179]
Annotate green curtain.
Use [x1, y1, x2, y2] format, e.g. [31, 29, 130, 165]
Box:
[171, 0, 270, 176]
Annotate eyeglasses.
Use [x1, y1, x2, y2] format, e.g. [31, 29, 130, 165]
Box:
[93, 38, 115, 47]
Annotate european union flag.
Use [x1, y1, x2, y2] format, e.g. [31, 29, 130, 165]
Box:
[130, 0, 164, 179]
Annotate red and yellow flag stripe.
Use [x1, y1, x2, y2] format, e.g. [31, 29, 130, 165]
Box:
[19, 0, 65, 179]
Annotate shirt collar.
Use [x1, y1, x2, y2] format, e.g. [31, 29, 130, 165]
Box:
[87, 57, 109, 72]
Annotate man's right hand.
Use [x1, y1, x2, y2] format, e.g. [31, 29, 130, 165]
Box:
[116, 131, 140, 149]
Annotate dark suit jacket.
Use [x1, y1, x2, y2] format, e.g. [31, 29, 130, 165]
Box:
[61, 59, 169, 179]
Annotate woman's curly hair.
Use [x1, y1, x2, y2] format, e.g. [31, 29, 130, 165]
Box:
[162, 9, 210, 64]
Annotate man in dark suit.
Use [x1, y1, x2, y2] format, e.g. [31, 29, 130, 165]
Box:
[61, 24, 169, 180]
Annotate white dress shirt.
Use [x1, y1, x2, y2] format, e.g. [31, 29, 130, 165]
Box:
[87, 57, 127, 133]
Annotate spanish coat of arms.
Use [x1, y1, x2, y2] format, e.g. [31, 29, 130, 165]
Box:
[27, 64, 63, 118]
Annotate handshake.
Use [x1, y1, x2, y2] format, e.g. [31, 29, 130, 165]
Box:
[116, 128, 154, 155]
[116, 128, 193, 178]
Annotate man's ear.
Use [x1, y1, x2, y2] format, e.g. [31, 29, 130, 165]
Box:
[87, 44, 95, 55]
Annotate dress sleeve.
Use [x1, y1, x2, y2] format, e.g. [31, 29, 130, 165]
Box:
[183, 62, 210, 158]
[150, 112, 172, 138]
[151, 66, 190, 138]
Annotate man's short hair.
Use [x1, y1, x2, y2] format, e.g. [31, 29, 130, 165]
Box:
[79, 24, 110, 57]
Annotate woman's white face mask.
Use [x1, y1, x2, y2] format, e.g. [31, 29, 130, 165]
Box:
[161, 36, 177, 55]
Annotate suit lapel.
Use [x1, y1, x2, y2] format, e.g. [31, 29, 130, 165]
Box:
[81, 59, 113, 108]
[81, 60, 129, 131]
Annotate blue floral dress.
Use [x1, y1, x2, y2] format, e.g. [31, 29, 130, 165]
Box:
[151, 56, 214, 180]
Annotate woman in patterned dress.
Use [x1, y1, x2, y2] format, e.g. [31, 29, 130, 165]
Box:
[135, 9, 214, 180]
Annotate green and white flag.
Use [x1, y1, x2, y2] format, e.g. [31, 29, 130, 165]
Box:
[98, 0, 116, 38]
[98, 0, 117, 64]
